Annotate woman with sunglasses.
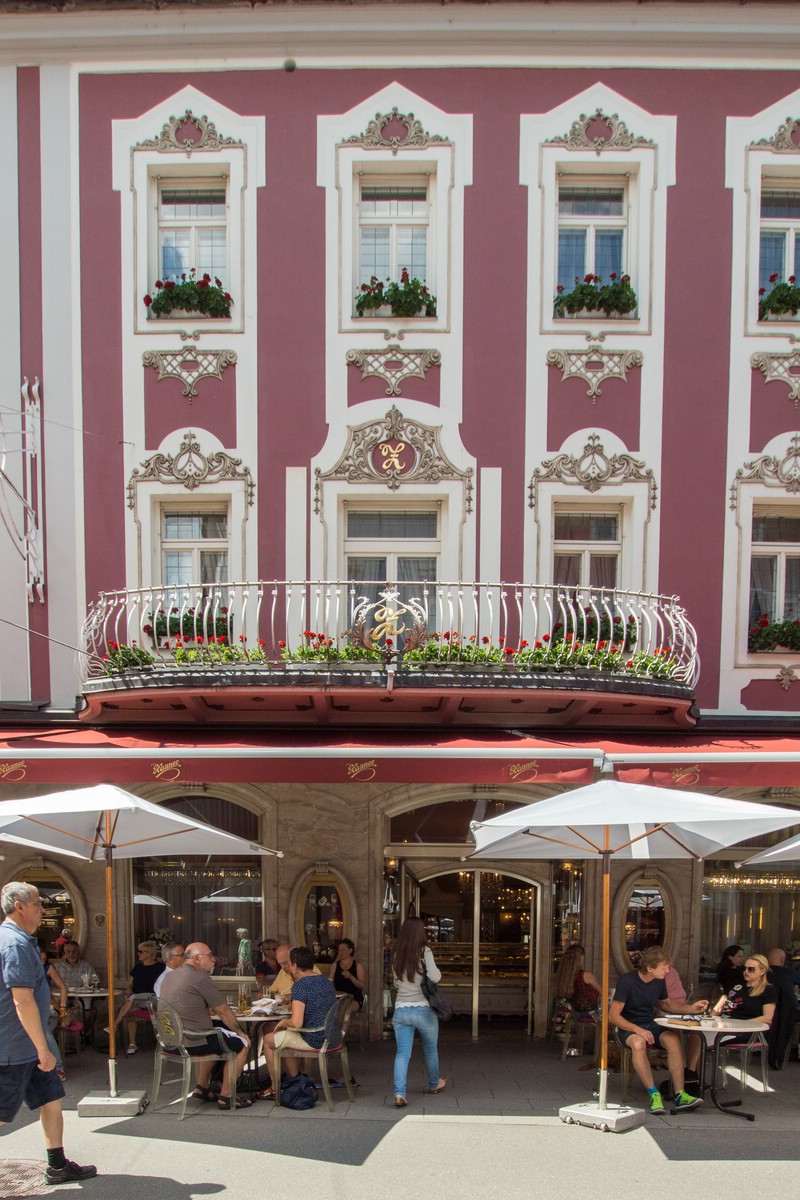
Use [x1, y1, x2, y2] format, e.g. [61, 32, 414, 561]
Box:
[712, 953, 777, 1026]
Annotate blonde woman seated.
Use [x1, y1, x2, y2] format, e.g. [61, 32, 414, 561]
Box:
[686, 952, 776, 1075]
[258, 946, 337, 1100]
[553, 944, 602, 1015]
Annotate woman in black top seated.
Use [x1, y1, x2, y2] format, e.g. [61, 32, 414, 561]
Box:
[715, 944, 745, 994]
[712, 953, 777, 1027]
[332, 938, 366, 1009]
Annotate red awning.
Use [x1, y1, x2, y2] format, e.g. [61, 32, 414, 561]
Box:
[0, 727, 798, 788]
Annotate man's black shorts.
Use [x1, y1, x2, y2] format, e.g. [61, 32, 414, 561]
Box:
[0, 1060, 65, 1122]
[185, 1030, 247, 1057]
[616, 1022, 665, 1048]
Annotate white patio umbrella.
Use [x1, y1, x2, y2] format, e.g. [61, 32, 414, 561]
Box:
[468, 779, 798, 1131]
[0, 783, 281, 1103]
[738, 829, 800, 866]
[133, 893, 170, 907]
[196, 884, 262, 903]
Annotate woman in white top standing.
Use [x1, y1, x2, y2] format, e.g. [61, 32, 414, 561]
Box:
[391, 917, 447, 1107]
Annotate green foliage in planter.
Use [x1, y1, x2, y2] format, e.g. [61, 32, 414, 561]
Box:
[280, 630, 387, 664]
[559, 610, 639, 651]
[554, 273, 637, 317]
[748, 613, 800, 652]
[144, 270, 232, 318]
[758, 274, 800, 320]
[355, 268, 436, 317]
[102, 641, 155, 675]
[143, 607, 232, 641]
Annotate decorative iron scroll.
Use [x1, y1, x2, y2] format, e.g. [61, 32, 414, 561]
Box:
[127, 431, 255, 506]
[751, 118, 800, 153]
[142, 349, 238, 399]
[341, 107, 451, 156]
[729, 434, 800, 510]
[750, 350, 800, 408]
[544, 109, 654, 156]
[314, 405, 473, 514]
[345, 586, 428, 656]
[345, 345, 441, 397]
[529, 433, 657, 510]
[135, 110, 242, 156]
[546, 347, 643, 401]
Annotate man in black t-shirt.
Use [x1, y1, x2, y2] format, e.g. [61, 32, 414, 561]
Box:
[610, 945, 708, 1115]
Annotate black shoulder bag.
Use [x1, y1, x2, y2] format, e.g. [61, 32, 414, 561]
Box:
[420, 950, 453, 1022]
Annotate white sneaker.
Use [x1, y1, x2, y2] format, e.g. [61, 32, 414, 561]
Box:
[126, 1044, 138, 1056]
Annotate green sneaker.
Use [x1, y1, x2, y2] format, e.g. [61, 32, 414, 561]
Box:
[649, 1091, 665, 1114]
[674, 1089, 702, 1111]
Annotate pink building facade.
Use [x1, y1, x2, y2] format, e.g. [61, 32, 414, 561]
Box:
[1, 2, 800, 1034]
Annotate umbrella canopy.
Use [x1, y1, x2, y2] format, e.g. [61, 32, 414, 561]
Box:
[468, 779, 798, 1115]
[738, 829, 800, 866]
[133, 893, 170, 907]
[0, 783, 281, 1097]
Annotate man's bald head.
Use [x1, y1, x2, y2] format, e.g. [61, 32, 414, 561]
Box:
[767, 947, 786, 967]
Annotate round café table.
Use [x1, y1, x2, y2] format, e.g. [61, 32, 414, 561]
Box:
[655, 1016, 769, 1121]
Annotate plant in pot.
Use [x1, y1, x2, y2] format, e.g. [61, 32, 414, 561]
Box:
[758, 274, 800, 320]
[554, 272, 637, 318]
[144, 269, 233, 318]
[355, 268, 436, 317]
[748, 612, 800, 652]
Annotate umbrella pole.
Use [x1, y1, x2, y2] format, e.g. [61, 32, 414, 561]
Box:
[598, 843, 611, 1110]
[104, 825, 118, 1098]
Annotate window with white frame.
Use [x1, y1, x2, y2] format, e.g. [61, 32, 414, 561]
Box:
[160, 507, 229, 589]
[758, 185, 800, 290]
[156, 178, 229, 287]
[344, 507, 439, 606]
[749, 506, 800, 625]
[357, 177, 431, 289]
[552, 507, 621, 588]
[557, 180, 627, 291]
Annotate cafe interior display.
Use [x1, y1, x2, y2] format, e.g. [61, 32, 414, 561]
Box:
[298, 875, 348, 964]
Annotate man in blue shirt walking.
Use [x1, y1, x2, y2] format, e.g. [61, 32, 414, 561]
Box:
[0, 881, 97, 1186]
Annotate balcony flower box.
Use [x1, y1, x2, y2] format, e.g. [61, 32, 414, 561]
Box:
[144, 270, 233, 320]
[748, 614, 800, 653]
[758, 275, 800, 321]
[553, 273, 637, 319]
[354, 270, 436, 319]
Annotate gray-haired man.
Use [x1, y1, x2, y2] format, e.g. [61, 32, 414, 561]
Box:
[0, 881, 97, 1186]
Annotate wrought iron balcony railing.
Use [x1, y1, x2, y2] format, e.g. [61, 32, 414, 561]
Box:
[79, 580, 700, 689]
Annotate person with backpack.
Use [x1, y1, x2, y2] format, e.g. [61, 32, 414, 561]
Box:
[259, 946, 336, 1101]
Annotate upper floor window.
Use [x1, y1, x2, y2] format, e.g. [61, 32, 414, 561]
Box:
[557, 182, 626, 291]
[553, 508, 621, 588]
[161, 508, 229, 588]
[759, 187, 800, 291]
[749, 507, 800, 625]
[344, 507, 439, 606]
[358, 180, 430, 288]
[157, 180, 229, 288]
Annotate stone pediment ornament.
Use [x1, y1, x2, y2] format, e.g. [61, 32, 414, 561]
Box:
[314, 405, 473, 514]
[750, 351, 800, 408]
[142, 348, 238, 399]
[127, 431, 254, 507]
[729, 434, 800, 510]
[544, 109, 654, 156]
[776, 665, 798, 691]
[341, 107, 451, 156]
[135, 110, 242, 156]
[528, 433, 657, 510]
[751, 118, 800, 153]
[546, 347, 643, 401]
[345, 345, 441, 397]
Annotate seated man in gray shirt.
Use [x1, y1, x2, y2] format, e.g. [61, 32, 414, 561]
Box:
[159, 942, 252, 1109]
[609, 944, 708, 1115]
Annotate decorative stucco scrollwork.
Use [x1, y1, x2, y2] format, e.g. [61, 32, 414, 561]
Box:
[127, 431, 255, 507]
[750, 118, 800, 153]
[345, 345, 442, 397]
[750, 351, 800, 408]
[135, 109, 242, 156]
[729, 434, 800, 510]
[544, 109, 654, 156]
[314, 405, 473, 514]
[528, 433, 657, 510]
[142, 348, 238, 399]
[546, 347, 643, 401]
[776, 665, 798, 691]
[340, 107, 451, 156]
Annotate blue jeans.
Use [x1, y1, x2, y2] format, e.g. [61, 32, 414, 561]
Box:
[392, 1005, 440, 1096]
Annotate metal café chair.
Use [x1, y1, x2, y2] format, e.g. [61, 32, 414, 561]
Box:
[717, 1030, 770, 1101]
[148, 997, 239, 1119]
[274, 994, 356, 1113]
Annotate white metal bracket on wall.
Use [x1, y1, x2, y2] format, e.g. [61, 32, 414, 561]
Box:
[0, 378, 44, 603]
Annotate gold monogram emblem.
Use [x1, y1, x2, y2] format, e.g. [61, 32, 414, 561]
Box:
[506, 761, 540, 782]
[347, 759, 377, 781]
[671, 764, 701, 786]
[378, 440, 408, 474]
[153, 760, 182, 782]
[0, 761, 27, 782]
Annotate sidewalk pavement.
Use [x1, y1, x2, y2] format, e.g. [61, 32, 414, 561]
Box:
[1, 1022, 799, 1199]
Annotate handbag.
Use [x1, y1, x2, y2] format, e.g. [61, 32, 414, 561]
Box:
[420, 951, 453, 1022]
[280, 1072, 318, 1110]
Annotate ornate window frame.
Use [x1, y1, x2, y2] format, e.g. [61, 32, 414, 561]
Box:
[112, 88, 265, 337]
[318, 85, 472, 333]
[521, 85, 676, 337]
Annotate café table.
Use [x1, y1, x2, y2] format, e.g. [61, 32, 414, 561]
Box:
[66, 988, 126, 1046]
[237, 1008, 289, 1092]
[655, 1015, 769, 1121]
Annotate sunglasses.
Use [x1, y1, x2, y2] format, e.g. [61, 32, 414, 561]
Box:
[743, 965, 760, 972]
